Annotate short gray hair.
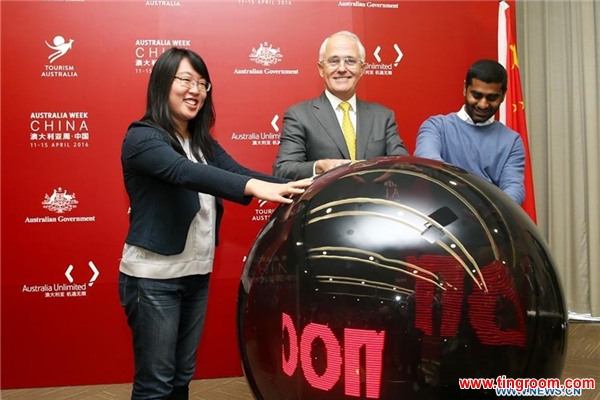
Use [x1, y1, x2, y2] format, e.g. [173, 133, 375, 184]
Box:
[319, 31, 366, 62]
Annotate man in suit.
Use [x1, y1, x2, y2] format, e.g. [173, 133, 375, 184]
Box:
[273, 31, 409, 179]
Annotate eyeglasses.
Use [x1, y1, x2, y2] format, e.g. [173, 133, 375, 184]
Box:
[320, 56, 363, 69]
[174, 76, 212, 92]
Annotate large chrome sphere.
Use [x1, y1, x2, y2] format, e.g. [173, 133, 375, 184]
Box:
[237, 156, 567, 400]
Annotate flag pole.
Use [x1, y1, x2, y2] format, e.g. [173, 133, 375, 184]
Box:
[497, 0, 538, 222]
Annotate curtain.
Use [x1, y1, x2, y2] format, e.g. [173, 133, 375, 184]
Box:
[516, 0, 600, 319]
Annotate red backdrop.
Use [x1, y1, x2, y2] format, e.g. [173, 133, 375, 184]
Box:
[1, 0, 499, 389]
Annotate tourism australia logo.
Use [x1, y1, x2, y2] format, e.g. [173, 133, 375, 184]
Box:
[42, 35, 78, 78]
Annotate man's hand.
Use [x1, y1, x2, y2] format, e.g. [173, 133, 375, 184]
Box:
[315, 159, 352, 175]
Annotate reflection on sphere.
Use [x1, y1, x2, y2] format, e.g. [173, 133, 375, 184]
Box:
[237, 156, 567, 400]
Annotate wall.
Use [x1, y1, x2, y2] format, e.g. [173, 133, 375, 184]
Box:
[0, 0, 498, 389]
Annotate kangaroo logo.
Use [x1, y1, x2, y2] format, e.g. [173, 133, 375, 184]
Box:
[45, 36, 75, 63]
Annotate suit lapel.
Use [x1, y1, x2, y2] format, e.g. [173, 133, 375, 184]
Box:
[355, 99, 373, 160]
[312, 93, 350, 159]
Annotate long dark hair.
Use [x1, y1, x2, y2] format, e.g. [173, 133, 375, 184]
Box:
[142, 47, 215, 161]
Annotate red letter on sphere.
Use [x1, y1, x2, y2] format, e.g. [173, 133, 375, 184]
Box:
[282, 312, 298, 376]
[344, 328, 385, 398]
[300, 323, 343, 391]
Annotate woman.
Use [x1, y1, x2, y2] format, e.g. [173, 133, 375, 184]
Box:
[119, 47, 310, 400]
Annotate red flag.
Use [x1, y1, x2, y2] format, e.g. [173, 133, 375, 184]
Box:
[498, 0, 537, 222]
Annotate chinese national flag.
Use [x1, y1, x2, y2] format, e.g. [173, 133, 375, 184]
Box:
[498, 0, 537, 222]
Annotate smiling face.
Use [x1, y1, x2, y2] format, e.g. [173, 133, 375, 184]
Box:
[318, 34, 365, 101]
[169, 57, 208, 136]
[463, 78, 506, 123]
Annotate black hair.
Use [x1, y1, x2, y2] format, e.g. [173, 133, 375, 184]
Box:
[142, 47, 215, 161]
[465, 59, 507, 93]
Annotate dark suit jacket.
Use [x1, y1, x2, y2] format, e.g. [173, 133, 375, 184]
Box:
[273, 92, 409, 179]
[121, 121, 285, 255]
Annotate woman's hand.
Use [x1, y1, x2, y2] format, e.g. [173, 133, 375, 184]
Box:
[244, 178, 312, 204]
